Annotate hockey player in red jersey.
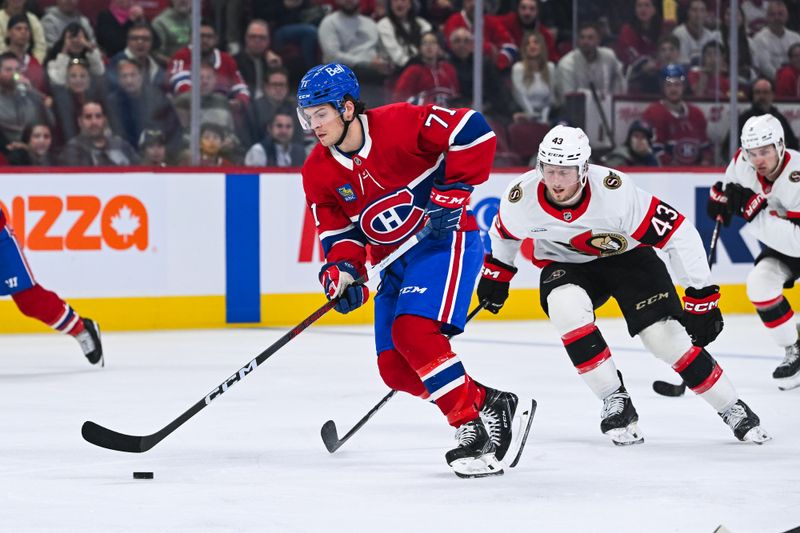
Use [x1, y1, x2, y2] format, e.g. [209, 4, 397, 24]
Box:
[297, 63, 534, 477]
[477, 125, 770, 445]
[0, 210, 103, 366]
[708, 114, 800, 390]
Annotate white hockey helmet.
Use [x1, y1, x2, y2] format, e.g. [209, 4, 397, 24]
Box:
[537, 125, 592, 186]
[740, 114, 785, 163]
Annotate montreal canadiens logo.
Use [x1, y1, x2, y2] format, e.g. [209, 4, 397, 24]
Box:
[360, 188, 425, 245]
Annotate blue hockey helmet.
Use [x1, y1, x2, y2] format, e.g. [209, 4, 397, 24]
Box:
[297, 63, 360, 113]
[660, 63, 686, 83]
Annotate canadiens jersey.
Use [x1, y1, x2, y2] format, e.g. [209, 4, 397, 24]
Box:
[725, 148, 800, 258]
[642, 101, 711, 166]
[302, 102, 496, 269]
[489, 164, 712, 288]
[168, 48, 250, 103]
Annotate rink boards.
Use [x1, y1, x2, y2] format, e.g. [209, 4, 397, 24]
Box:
[1, 167, 797, 332]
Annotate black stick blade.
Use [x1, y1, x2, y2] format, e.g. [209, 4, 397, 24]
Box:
[82, 421, 151, 453]
[320, 420, 340, 453]
[652, 380, 687, 397]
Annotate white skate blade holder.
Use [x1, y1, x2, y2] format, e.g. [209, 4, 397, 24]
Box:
[742, 426, 772, 445]
[605, 422, 644, 446]
[775, 372, 800, 391]
[450, 455, 504, 479]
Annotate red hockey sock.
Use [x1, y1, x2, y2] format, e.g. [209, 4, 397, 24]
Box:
[377, 349, 427, 398]
[392, 314, 484, 427]
[12, 284, 85, 336]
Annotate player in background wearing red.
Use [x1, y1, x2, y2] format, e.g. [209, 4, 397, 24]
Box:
[477, 125, 770, 445]
[297, 63, 533, 478]
[0, 210, 103, 366]
[708, 114, 800, 391]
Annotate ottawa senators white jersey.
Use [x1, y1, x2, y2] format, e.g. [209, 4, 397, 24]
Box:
[724, 148, 800, 258]
[489, 164, 712, 289]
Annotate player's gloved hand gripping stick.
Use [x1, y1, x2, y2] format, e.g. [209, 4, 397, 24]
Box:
[81, 225, 433, 453]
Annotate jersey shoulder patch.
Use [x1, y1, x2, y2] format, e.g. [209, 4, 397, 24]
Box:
[603, 171, 623, 190]
[508, 182, 523, 203]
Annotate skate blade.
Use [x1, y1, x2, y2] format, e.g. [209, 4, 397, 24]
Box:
[450, 455, 504, 479]
[775, 372, 800, 391]
[742, 426, 772, 444]
[506, 399, 537, 468]
[605, 423, 644, 446]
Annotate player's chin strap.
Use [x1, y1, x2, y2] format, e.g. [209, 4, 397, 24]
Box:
[334, 114, 360, 147]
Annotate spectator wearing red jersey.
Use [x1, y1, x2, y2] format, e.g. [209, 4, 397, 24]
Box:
[687, 40, 731, 98]
[616, 0, 664, 67]
[443, 0, 517, 71]
[776, 42, 800, 97]
[168, 21, 250, 107]
[393, 30, 459, 105]
[492, 0, 559, 61]
[642, 63, 712, 166]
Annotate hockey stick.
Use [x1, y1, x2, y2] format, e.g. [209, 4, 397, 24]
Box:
[81, 225, 432, 453]
[653, 216, 723, 398]
[588, 81, 615, 149]
[320, 302, 485, 453]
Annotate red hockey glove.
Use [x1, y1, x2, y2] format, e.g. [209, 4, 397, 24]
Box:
[706, 181, 731, 226]
[725, 183, 767, 223]
[425, 182, 473, 239]
[682, 285, 723, 346]
[477, 254, 518, 314]
[319, 261, 369, 314]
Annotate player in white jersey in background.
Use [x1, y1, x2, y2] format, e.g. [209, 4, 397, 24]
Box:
[477, 125, 771, 445]
[707, 114, 800, 391]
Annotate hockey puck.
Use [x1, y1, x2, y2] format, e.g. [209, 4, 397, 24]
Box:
[133, 472, 154, 479]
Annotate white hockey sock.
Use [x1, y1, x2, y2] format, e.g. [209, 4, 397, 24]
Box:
[580, 357, 622, 400]
[696, 371, 737, 413]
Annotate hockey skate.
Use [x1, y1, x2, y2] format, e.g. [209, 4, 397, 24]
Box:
[76, 318, 104, 367]
[719, 400, 771, 444]
[479, 386, 536, 467]
[600, 374, 643, 446]
[445, 417, 504, 479]
[773, 341, 800, 391]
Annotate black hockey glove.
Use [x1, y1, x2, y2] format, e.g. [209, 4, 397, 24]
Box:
[682, 285, 723, 347]
[706, 181, 731, 226]
[425, 182, 473, 239]
[725, 183, 767, 223]
[477, 254, 518, 314]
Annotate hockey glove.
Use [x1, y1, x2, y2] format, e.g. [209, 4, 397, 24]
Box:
[319, 261, 369, 314]
[682, 285, 723, 347]
[725, 183, 767, 223]
[425, 182, 473, 239]
[477, 254, 518, 314]
[706, 181, 731, 226]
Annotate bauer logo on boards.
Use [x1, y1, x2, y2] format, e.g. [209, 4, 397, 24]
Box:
[0, 194, 149, 251]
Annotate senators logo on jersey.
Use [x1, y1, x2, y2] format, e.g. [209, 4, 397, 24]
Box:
[561, 230, 628, 257]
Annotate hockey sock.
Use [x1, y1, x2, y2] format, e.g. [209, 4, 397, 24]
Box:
[377, 349, 427, 398]
[12, 284, 85, 336]
[562, 323, 620, 399]
[672, 346, 737, 411]
[392, 314, 484, 427]
[752, 295, 798, 347]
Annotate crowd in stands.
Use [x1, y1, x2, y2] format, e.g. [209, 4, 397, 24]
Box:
[0, 0, 799, 168]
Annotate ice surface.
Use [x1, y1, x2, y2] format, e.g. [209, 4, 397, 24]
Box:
[0, 315, 798, 533]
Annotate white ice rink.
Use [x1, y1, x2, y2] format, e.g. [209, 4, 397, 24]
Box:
[1, 314, 798, 533]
